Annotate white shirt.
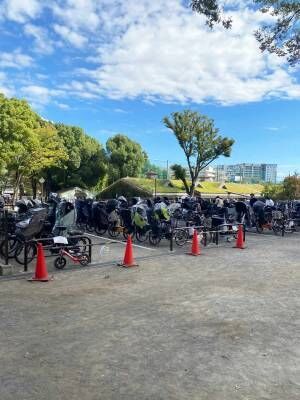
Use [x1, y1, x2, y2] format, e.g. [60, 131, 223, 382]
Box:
[265, 199, 274, 207]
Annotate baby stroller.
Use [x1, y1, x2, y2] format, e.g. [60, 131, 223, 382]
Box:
[132, 203, 150, 242]
[119, 208, 135, 239]
[106, 199, 122, 238]
[148, 202, 172, 246]
[13, 207, 48, 265]
[92, 201, 109, 235]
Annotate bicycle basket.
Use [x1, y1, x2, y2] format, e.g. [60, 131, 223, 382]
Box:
[272, 210, 283, 220]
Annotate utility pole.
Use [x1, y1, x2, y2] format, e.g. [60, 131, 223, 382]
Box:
[166, 160, 169, 180]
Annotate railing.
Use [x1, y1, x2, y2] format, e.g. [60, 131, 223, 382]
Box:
[169, 223, 246, 252]
[23, 235, 93, 272]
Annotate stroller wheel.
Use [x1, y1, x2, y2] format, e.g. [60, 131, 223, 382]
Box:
[108, 225, 120, 238]
[54, 256, 66, 269]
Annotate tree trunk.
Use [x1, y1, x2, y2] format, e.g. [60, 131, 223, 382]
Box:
[31, 177, 37, 199]
[19, 182, 25, 198]
[189, 183, 196, 197]
[13, 170, 22, 203]
[181, 178, 190, 195]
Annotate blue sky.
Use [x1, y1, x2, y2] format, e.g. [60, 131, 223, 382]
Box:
[0, 0, 299, 180]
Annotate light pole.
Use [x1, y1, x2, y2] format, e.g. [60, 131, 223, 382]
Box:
[39, 177, 45, 201]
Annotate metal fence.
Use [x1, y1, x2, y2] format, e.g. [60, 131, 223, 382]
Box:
[169, 223, 246, 252]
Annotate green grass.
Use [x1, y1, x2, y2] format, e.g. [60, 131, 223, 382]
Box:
[197, 182, 227, 194]
[98, 177, 264, 198]
[129, 178, 182, 193]
[131, 178, 264, 195]
[223, 183, 264, 195]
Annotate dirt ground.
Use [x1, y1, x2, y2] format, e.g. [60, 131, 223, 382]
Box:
[0, 232, 299, 400]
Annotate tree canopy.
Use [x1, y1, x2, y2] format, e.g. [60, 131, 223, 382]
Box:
[190, 0, 300, 65]
[47, 124, 107, 192]
[0, 93, 108, 198]
[0, 94, 68, 199]
[106, 134, 147, 184]
[163, 110, 234, 195]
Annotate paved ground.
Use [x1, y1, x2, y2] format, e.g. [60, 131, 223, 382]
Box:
[0, 232, 299, 400]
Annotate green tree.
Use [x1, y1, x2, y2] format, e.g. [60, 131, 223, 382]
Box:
[47, 124, 107, 192]
[170, 164, 190, 194]
[190, 0, 300, 65]
[281, 174, 300, 200]
[106, 134, 147, 184]
[163, 110, 234, 195]
[29, 123, 68, 197]
[263, 182, 283, 200]
[141, 160, 167, 179]
[0, 95, 45, 200]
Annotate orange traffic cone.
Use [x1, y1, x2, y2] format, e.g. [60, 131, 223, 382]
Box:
[235, 225, 245, 249]
[118, 235, 138, 268]
[188, 229, 201, 256]
[28, 243, 52, 282]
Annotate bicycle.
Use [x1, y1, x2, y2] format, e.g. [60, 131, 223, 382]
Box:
[54, 246, 90, 269]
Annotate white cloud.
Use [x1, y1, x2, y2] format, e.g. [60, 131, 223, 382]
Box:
[52, 0, 100, 31]
[24, 24, 53, 54]
[0, 72, 14, 97]
[0, 50, 33, 69]
[21, 85, 65, 107]
[53, 24, 87, 48]
[113, 108, 128, 114]
[55, 102, 70, 110]
[0, 0, 300, 105]
[70, 1, 300, 105]
[0, 0, 43, 23]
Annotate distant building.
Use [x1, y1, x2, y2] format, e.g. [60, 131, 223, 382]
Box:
[198, 166, 216, 182]
[216, 163, 277, 183]
[146, 171, 158, 179]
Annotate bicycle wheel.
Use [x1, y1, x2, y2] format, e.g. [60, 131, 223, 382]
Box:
[123, 228, 130, 240]
[174, 229, 188, 246]
[54, 256, 66, 269]
[15, 241, 37, 265]
[95, 225, 108, 235]
[79, 253, 90, 266]
[256, 222, 263, 234]
[108, 225, 120, 238]
[85, 222, 94, 233]
[135, 228, 149, 243]
[0, 237, 19, 258]
[284, 220, 295, 234]
[149, 231, 161, 246]
[272, 221, 282, 235]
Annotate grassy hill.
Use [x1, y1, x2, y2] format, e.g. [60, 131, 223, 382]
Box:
[98, 178, 264, 198]
[223, 183, 264, 195]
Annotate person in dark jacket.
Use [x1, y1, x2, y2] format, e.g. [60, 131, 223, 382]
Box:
[249, 193, 258, 208]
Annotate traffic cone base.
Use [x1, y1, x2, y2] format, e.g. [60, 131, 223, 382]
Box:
[28, 243, 52, 282]
[187, 229, 201, 256]
[117, 262, 139, 268]
[118, 236, 139, 268]
[28, 276, 53, 282]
